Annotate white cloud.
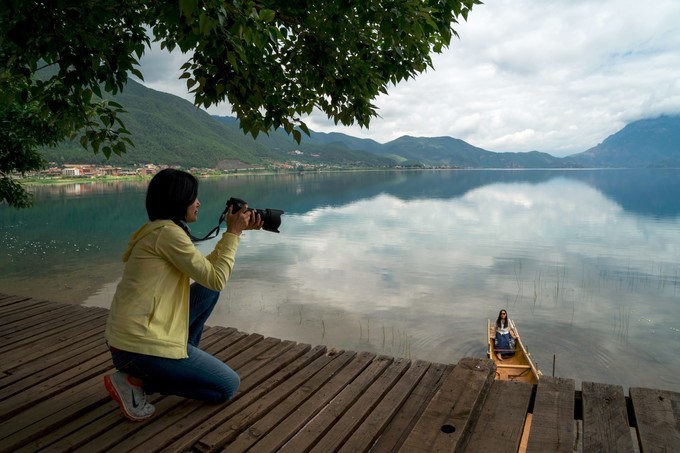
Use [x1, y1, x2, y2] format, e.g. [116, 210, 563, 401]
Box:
[137, 0, 680, 156]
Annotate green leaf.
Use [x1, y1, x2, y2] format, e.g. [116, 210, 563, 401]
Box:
[179, 0, 198, 18]
[292, 129, 301, 144]
[259, 9, 275, 23]
[131, 68, 144, 80]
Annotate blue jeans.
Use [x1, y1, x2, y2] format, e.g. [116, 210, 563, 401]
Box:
[110, 283, 240, 403]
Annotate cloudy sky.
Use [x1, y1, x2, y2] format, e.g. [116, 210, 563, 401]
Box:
[137, 0, 680, 157]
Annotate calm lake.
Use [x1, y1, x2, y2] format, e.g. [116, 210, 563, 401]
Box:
[2, 169, 679, 392]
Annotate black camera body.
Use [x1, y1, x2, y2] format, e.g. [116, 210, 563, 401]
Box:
[226, 197, 283, 233]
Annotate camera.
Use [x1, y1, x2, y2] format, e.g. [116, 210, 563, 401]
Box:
[226, 197, 284, 233]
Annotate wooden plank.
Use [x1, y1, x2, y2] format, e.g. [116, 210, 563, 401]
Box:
[224, 350, 359, 452]
[25, 329, 237, 452]
[223, 335, 281, 367]
[196, 327, 244, 355]
[0, 308, 107, 357]
[2, 323, 106, 378]
[3, 296, 680, 452]
[0, 375, 109, 452]
[88, 337, 291, 452]
[398, 357, 495, 452]
[338, 359, 432, 453]
[0, 303, 89, 338]
[582, 381, 634, 453]
[370, 362, 453, 452]
[0, 294, 27, 307]
[159, 344, 324, 453]
[278, 354, 393, 453]
[0, 296, 46, 317]
[0, 337, 108, 401]
[310, 357, 412, 453]
[69, 324, 257, 453]
[0, 303, 104, 338]
[526, 376, 575, 453]
[229, 338, 295, 376]
[629, 387, 680, 451]
[0, 298, 61, 320]
[193, 347, 348, 452]
[0, 349, 111, 422]
[209, 332, 265, 364]
[466, 379, 533, 452]
[0, 312, 107, 369]
[229, 351, 373, 453]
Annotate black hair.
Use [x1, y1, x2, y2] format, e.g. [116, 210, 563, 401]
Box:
[145, 169, 199, 222]
[495, 309, 509, 329]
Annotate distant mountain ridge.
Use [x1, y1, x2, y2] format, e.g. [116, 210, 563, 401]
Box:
[567, 115, 680, 167]
[42, 79, 680, 169]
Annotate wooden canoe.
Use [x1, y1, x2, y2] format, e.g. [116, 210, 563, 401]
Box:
[487, 319, 541, 384]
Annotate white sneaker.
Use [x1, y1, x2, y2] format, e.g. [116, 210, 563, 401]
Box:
[104, 371, 155, 421]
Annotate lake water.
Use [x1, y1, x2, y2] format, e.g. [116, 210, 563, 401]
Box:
[2, 169, 679, 393]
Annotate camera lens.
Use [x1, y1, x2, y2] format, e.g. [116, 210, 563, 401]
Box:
[257, 208, 283, 233]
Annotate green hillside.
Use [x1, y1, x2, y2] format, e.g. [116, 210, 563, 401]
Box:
[44, 80, 395, 169]
[40, 78, 680, 170]
[569, 115, 680, 167]
[42, 80, 279, 168]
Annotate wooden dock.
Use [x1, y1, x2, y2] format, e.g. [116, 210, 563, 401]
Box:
[1, 293, 678, 452]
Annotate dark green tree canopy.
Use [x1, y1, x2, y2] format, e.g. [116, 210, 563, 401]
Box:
[1, 0, 480, 207]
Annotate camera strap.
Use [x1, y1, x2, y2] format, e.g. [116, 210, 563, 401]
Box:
[175, 206, 229, 243]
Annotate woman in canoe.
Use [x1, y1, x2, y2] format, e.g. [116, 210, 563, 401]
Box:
[494, 309, 519, 361]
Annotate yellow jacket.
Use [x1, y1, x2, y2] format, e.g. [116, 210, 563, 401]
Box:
[105, 220, 240, 359]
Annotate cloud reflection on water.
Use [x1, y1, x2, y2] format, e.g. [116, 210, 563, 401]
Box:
[209, 176, 680, 392]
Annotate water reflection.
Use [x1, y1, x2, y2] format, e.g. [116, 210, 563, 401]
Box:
[190, 176, 680, 393]
[2, 170, 679, 392]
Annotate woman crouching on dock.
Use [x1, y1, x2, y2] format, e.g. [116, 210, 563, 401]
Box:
[103, 169, 263, 421]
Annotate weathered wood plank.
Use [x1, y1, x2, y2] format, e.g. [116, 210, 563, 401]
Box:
[0, 337, 108, 401]
[1, 294, 679, 452]
[0, 375, 110, 452]
[270, 355, 395, 453]
[398, 357, 495, 452]
[0, 293, 27, 306]
[160, 344, 324, 453]
[0, 309, 107, 358]
[582, 381, 634, 453]
[76, 336, 295, 452]
[22, 329, 232, 452]
[629, 387, 680, 451]
[0, 303, 74, 334]
[369, 362, 453, 452]
[0, 296, 47, 316]
[0, 312, 107, 371]
[0, 323, 106, 375]
[338, 359, 432, 453]
[526, 376, 575, 453]
[465, 379, 533, 452]
[0, 349, 111, 423]
[310, 357, 412, 453]
[194, 347, 346, 452]
[224, 350, 358, 452]
[230, 351, 372, 453]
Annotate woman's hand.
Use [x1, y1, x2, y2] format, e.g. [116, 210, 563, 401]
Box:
[226, 204, 264, 236]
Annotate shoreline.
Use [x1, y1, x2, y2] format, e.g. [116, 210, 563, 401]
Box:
[17, 167, 419, 187]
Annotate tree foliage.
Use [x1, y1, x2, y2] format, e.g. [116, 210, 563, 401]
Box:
[1, 0, 480, 207]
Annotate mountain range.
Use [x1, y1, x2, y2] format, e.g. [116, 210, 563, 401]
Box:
[42, 79, 680, 169]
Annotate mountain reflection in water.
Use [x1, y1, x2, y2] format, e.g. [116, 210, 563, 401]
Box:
[1, 169, 678, 392]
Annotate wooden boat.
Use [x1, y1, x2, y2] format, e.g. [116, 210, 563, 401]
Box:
[487, 319, 541, 384]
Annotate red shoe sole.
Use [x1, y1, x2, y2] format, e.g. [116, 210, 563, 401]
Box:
[103, 374, 151, 422]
